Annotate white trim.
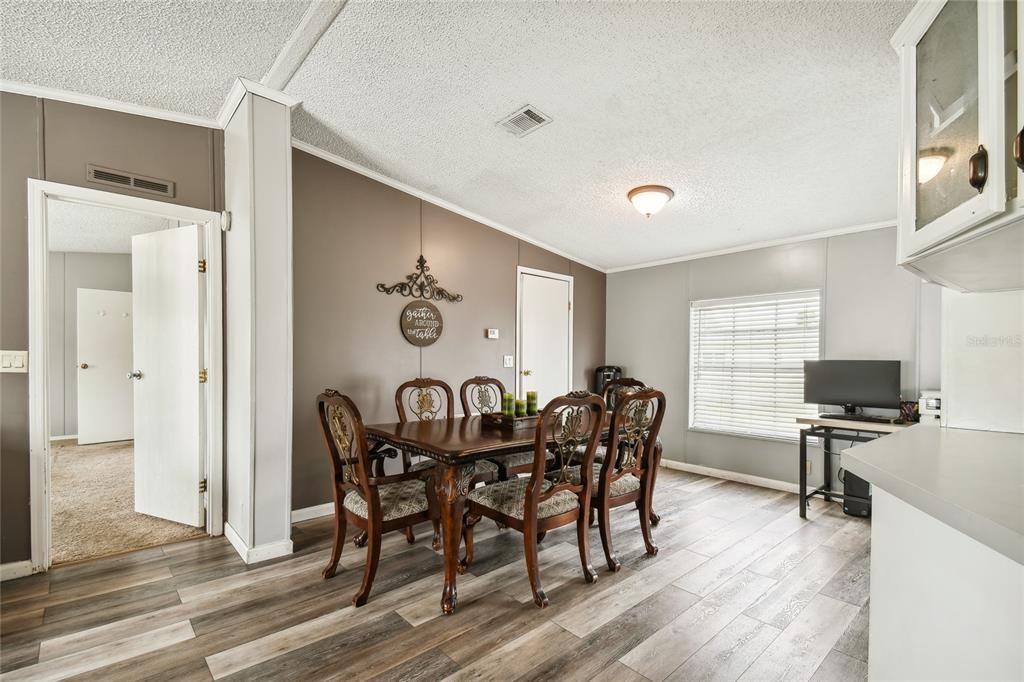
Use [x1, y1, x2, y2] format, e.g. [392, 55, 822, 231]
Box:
[605, 220, 897, 274]
[291, 502, 334, 523]
[660, 459, 801, 495]
[260, 1, 348, 91]
[216, 78, 301, 130]
[0, 561, 34, 582]
[0, 80, 218, 129]
[291, 139, 607, 273]
[515, 266, 574, 398]
[224, 522, 294, 564]
[48, 434, 78, 443]
[27, 180, 225, 573]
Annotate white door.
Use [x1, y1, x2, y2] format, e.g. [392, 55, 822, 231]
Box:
[77, 288, 133, 444]
[131, 225, 205, 527]
[517, 270, 572, 405]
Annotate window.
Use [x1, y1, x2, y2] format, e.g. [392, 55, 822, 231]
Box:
[689, 290, 821, 441]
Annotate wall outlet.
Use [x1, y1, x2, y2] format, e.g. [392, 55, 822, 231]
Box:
[0, 350, 28, 373]
[486, 328, 500, 339]
[502, 355, 514, 368]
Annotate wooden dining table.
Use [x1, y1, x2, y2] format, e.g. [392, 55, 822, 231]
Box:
[365, 414, 609, 615]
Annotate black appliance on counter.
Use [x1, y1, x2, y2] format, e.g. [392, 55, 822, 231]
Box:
[594, 365, 622, 395]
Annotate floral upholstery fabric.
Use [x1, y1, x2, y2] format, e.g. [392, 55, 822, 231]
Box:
[467, 476, 579, 520]
[489, 450, 553, 470]
[343, 479, 429, 522]
[561, 463, 641, 498]
[409, 459, 498, 477]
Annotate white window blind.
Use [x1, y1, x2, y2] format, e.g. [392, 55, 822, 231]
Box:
[689, 290, 821, 441]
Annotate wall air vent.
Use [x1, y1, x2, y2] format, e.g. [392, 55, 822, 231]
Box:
[86, 164, 176, 198]
[497, 105, 551, 137]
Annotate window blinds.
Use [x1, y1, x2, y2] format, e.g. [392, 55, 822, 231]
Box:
[689, 290, 821, 441]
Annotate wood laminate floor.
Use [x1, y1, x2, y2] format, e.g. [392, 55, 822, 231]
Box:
[0, 469, 870, 681]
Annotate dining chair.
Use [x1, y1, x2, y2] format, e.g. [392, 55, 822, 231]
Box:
[599, 377, 663, 527]
[459, 376, 550, 479]
[460, 390, 607, 608]
[571, 387, 666, 572]
[316, 389, 436, 606]
[397, 377, 498, 548]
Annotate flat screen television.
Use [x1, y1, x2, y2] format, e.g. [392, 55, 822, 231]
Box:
[803, 360, 901, 413]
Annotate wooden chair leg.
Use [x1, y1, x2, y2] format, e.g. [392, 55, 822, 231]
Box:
[431, 519, 442, 551]
[536, 530, 546, 543]
[597, 501, 620, 572]
[353, 521, 382, 607]
[353, 531, 368, 547]
[577, 508, 598, 584]
[650, 510, 661, 526]
[459, 513, 481, 574]
[374, 456, 386, 478]
[523, 520, 548, 608]
[404, 526, 416, 544]
[639, 484, 659, 557]
[322, 495, 346, 579]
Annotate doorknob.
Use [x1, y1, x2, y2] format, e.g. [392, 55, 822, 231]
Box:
[521, 369, 533, 376]
[79, 363, 89, 369]
[127, 370, 143, 380]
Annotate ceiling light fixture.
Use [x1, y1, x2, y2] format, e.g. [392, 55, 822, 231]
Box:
[628, 185, 674, 218]
[918, 149, 950, 184]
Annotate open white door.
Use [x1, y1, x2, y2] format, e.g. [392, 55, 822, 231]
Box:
[517, 269, 573, 404]
[77, 288, 133, 444]
[131, 225, 205, 527]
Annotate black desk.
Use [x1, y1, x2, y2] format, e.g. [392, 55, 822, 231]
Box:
[796, 417, 909, 518]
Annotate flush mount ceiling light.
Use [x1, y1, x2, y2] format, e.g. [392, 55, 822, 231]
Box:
[628, 185, 674, 217]
[918, 149, 951, 184]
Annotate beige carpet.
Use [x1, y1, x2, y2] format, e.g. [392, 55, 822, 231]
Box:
[50, 440, 206, 564]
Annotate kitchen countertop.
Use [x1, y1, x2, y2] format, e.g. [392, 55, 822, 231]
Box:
[841, 422, 1024, 565]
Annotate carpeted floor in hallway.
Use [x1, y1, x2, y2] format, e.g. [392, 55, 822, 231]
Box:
[50, 440, 206, 564]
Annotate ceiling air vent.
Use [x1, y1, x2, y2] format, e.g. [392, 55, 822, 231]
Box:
[86, 164, 176, 198]
[497, 105, 551, 137]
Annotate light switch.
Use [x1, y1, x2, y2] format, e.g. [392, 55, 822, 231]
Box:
[486, 328, 500, 340]
[503, 354, 514, 368]
[0, 350, 28, 373]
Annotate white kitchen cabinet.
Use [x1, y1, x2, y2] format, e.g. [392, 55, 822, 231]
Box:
[893, 0, 1024, 291]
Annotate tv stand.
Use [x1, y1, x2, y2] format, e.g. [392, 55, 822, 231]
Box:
[820, 413, 899, 425]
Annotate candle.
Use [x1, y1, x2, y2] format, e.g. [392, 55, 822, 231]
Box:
[503, 393, 515, 417]
[526, 391, 538, 416]
[515, 399, 527, 417]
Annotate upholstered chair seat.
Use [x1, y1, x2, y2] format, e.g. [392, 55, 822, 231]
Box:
[410, 458, 498, 478]
[489, 450, 554, 470]
[467, 477, 579, 520]
[343, 479, 431, 522]
[559, 463, 641, 498]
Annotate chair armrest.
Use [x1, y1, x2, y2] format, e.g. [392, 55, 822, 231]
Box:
[366, 470, 432, 486]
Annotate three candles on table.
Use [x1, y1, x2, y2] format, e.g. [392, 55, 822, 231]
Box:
[502, 391, 538, 417]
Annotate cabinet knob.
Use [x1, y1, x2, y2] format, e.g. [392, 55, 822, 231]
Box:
[1014, 129, 1024, 172]
[968, 144, 988, 193]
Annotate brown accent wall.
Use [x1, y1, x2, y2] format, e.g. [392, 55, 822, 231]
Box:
[291, 150, 606, 510]
[0, 92, 221, 563]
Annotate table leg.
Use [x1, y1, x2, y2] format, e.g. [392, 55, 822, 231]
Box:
[437, 462, 475, 615]
[799, 428, 808, 519]
[823, 430, 832, 503]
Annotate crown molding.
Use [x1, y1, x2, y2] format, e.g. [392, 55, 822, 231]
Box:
[290, 138, 608, 273]
[215, 77, 301, 128]
[0, 80, 219, 129]
[260, 0, 348, 91]
[604, 219, 897, 274]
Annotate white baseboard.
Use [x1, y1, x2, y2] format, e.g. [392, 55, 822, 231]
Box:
[49, 435, 78, 443]
[224, 522, 293, 565]
[291, 502, 333, 523]
[660, 459, 800, 495]
[0, 561, 35, 582]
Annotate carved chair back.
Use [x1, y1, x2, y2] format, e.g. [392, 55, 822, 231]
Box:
[598, 387, 666, 497]
[317, 390, 373, 500]
[395, 378, 455, 423]
[601, 377, 647, 410]
[459, 376, 507, 416]
[525, 391, 607, 516]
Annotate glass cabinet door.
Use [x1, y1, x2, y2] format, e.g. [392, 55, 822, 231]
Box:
[897, 0, 1007, 260]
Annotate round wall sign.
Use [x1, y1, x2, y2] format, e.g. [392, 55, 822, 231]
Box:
[400, 301, 443, 347]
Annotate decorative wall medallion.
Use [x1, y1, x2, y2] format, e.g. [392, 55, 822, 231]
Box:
[377, 255, 463, 303]
[401, 301, 443, 347]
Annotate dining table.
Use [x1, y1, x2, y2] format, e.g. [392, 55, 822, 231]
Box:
[365, 414, 611, 615]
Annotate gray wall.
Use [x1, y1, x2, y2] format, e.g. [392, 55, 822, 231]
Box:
[0, 91, 221, 563]
[47, 252, 132, 437]
[291, 150, 606, 510]
[607, 227, 940, 489]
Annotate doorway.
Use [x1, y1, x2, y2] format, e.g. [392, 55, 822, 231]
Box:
[516, 267, 573, 404]
[28, 181, 223, 570]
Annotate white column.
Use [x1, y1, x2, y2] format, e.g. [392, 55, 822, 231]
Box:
[222, 78, 297, 563]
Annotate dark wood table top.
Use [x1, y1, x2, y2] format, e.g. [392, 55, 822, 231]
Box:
[365, 414, 613, 465]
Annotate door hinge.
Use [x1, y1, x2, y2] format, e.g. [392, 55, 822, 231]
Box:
[199, 368, 208, 383]
[199, 478, 208, 494]
[198, 259, 207, 273]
